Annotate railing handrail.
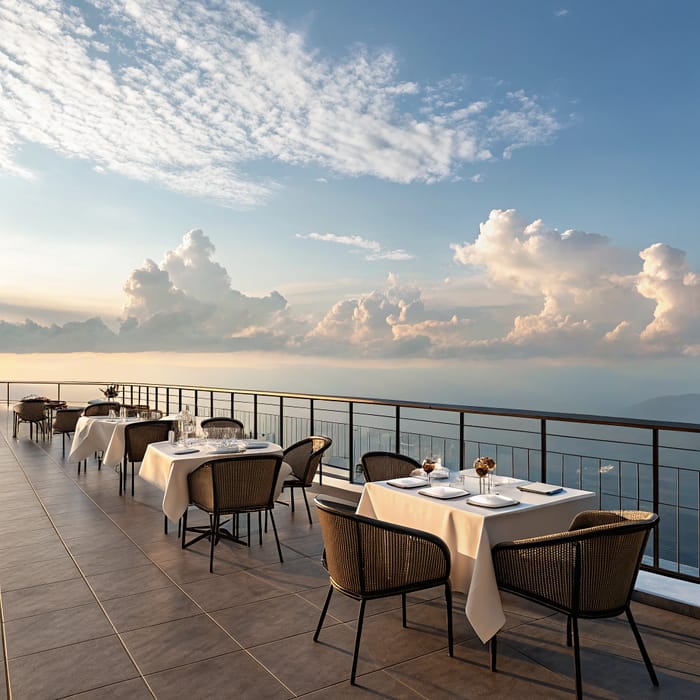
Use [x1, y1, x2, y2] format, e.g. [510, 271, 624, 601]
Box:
[4, 379, 700, 434]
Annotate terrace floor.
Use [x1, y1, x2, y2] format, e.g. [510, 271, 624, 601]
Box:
[1, 407, 700, 699]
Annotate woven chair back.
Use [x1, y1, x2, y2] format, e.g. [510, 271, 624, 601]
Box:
[316, 499, 450, 598]
[15, 400, 47, 422]
[84, 402, 120, 416]
[200, 417, 244, 437]
[53, 408, 83, 432]
[188, 455, 282, 514]
[124, 420, 173, 463]
[361, 451, 421, 482]
[284, 436, 332, 485]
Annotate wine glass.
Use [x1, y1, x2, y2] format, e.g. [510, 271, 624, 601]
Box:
[422, 456, 437, 485]
[486, 459, 497, 493]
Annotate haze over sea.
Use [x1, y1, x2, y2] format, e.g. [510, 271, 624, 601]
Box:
[1, 2, 698, 421]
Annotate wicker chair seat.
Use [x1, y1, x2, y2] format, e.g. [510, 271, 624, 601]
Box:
[490, 509, 659, 699]
[314, 496, 453, 684]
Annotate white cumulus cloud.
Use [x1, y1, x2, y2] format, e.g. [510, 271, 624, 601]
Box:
[297, 232, 414, 261]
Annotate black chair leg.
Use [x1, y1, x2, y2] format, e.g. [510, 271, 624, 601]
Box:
[209, 513, 218, 573]
[572, 615, 582, 700]
[164, 515, 168, 535]
[567, 614, 572, 646]
[181, 509, 188, 548]
[301, 486, 312, 525]
[258, 511, 263, 546]
[351, 599, 367, 684]
[401, 592, 407, 627]
[626, 606, 659, 686]
[290, 487, 295, 512]
[268, 510, 284, 563]
[445, 582, 454, 656]
[131, 461, 135, 496]
[490, 634, 497, 671]
[313, 585, 333, 641]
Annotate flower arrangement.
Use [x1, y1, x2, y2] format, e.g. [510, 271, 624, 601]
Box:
[100, 384, 120, 399]
[473, 456, 496, 477]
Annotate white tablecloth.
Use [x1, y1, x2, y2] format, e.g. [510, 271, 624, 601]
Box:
[68, 416, 142, 466]
[356, 476, 596, 643]
[139, 441, 289, 521]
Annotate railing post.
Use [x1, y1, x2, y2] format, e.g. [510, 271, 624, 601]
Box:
[178, 388, 182, 412]
[253, 395, 258, 438]
[209, 391, 214, 418]
[146, 386, 150, 407]
[459, 412, 465, 469]
[279, 396, 284, 446]
[395, 406, 400, 453]
[349, 402, 354, 483]
[57, 383, 61, 402]
[194, 389, 199, 416]
[230, 392, 235, 420]
[310, 398, 315, 434]
[540, 419, 547, 482]
[652, 428, 660, 569]
[165, 387, 170, 414]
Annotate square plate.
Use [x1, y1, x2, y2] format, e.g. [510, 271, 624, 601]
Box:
[418, 486, 469, 499]
[387, 477, 427, 489]
[467, 493, 519, 508]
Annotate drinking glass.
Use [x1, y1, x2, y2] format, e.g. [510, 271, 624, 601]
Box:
[422, 456, 437, 485]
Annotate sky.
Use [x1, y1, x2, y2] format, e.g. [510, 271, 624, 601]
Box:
[0, 0, 698, 415]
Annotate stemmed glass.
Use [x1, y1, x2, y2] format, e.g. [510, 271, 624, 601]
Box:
[422, 456, 437, 485]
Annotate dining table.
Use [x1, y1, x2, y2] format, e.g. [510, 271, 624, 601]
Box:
[139, 440, 291, 522]
[356, 473, 597, 644]
[68, 415, 145, 468]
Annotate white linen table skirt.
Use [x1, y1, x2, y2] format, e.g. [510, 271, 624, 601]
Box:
[356, 479, 596, 644]
[139, 441, 289, 521]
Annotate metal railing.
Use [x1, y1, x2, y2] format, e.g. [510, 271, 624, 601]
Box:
[4, 379, 700, 584]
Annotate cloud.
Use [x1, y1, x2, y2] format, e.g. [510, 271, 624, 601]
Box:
[554, 10, 569, 17]
[297, 232, 414, 261]
[636, 243, 700, 349]
[0, 0, 562, 205]
[120, 229, 289, 348]
[1, 212, 697, 359]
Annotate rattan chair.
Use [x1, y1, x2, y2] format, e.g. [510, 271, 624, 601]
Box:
[122, 420, 173, 496]
[52, 408, 83, 457]
[12, 399, 49, 439]
[314, 496, 453, 684]
[182, 455, 284, 572]
[491, 510, 659, 700]
[200, 417, 245, 438]
[84, 402, 120, 417]
[360, 451, 421, 482]
[281, 436, 332, 525]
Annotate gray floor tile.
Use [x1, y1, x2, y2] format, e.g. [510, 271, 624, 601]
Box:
[145, 650, 290, 699]
[86, 563, 172, 601]
[4, 602, 113, 658]
[2, 577, 95, 621]
[120, 614, 240, 675]
[8, 636, 138, 700]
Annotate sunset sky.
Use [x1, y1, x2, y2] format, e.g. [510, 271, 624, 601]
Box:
[0, 1, 698, 413]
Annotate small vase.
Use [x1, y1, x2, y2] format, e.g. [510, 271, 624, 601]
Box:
[479, 476, 487, 494]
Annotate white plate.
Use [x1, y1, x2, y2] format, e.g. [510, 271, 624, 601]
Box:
[387, 477, 427, 489]
[430, 468, 450, 480]
[467, 493, 519, 508]
[242, 441, 268, 449]
[418, 486, 469, 499]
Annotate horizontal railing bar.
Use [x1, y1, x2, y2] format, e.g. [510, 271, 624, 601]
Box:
[5, 379, 699, 434]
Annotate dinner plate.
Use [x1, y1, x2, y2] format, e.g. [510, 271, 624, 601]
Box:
[418, 486, 469, 499]
[467, 493, 519, 508]
[242, 441, 268, 449]
[387, 476, 427, 489]
[173, 448, 199, 455]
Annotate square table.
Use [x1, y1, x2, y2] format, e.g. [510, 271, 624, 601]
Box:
[69, 416, 134, 466]
[139, 440, 291, 521]
[356, 475, 597, 643]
